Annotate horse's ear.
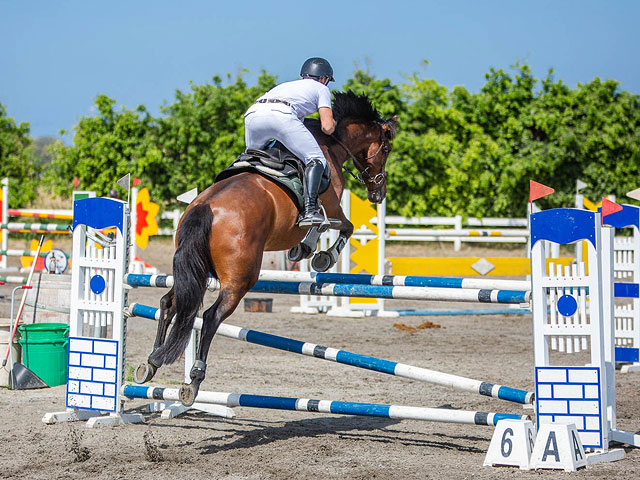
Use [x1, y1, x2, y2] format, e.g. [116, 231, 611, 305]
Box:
[382, 115, 398, 139]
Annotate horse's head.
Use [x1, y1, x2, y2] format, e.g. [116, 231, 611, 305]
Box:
[357, 115, 397, 203]
[332, 91, 398, 203]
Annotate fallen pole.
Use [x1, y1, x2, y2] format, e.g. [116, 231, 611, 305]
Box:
[123, 385, 529, 426]
[129, 303, 534, 404]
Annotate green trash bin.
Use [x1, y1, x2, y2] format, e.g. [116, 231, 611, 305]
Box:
[17, 323, 69, 387]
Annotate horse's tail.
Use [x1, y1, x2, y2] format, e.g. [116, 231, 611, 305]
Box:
[151, 203, 215, 365]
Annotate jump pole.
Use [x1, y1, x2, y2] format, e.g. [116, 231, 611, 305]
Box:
[251, 281, 530, 304]
[128, 270, 531, 291]
[0, 275, 31, 284]
[0, 249, 66, 258]
[394, 307, 531, 316]
[123, 385, 529, 427]
[0, 275, 71, 287]
[7, 209, 73, 221]
[129, 303, 534, 405]
[124, 274, 531, 305]
[256, 270, 531, 291]
[0, 222, 70, 233]
[0, 178, 8, 269]
[124, 272, 530, 291]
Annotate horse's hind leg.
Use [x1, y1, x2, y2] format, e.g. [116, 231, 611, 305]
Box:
[134, 288, 177, 384]
[178, 286, 247, 406]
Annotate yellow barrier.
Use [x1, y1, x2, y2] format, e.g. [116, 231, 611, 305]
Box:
[389, 257, 574, 277]
[348, 192, 379, 305]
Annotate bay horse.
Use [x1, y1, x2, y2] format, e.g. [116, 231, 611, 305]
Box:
[135, 91, 397, 406]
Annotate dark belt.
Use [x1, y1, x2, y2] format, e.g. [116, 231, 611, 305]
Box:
[256, 98, 293, 108]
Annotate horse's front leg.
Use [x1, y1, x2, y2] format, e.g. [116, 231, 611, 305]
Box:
[134, 288, 176, 384]
[311, 208, 353, 272]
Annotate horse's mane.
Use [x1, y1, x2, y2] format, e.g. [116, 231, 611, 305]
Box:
[332, 91, 381, 124]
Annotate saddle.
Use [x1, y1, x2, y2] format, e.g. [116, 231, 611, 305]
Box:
[214, 141, 331, 211]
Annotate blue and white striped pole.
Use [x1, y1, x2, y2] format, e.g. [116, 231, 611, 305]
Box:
[394, 307, 531, 316]
[125, 274, 219, 289]
[251, 280, 530, 304]
[125, 272, 530, 291]
[129, 303, 534, 404]
[257, 270, 531, 291]
[123, 385, 528, 426]
[125, 275, 530, 304]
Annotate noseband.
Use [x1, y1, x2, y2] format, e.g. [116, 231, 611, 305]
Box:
[332, 123, 390, 186]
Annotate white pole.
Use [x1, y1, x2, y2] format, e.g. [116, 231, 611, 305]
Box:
[454, 215, 462, 251]
[339, 190, 351, 312]
[377, 199, 385, 314]
[375, 199, 398, 317]
[1, 178, 9, 270]
[129, 187, 138, 272]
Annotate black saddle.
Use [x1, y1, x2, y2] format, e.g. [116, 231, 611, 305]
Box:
[214, 141, 331, 211]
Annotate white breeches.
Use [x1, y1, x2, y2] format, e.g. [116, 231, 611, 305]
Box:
[244, 103, 327, 167]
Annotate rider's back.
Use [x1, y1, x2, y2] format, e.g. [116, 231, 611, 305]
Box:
[256, 78, 331, 119]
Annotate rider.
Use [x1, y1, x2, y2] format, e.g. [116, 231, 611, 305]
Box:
[244, 57, 336, 227]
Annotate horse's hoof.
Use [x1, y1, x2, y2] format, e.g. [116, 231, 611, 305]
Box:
[287, 244, 312, 262]
[179, 384, 198, 407]
[311, 251, 333, 272]
[133, 363, 157, 384]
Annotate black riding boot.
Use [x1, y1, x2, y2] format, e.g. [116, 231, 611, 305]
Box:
[298, 158, 325, 227]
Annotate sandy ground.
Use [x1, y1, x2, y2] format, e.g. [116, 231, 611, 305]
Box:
[1, 238, 639, 479]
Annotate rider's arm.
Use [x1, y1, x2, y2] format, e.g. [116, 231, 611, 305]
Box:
[319, 107, 335, 135]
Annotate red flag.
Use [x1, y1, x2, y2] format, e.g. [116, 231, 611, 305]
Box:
[529, 180, 554, 203]
[132, 177, 142, 186]
[73, 177, 80, 189]
[602, 197, 623, 218]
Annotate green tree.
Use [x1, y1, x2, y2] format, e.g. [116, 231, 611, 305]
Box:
[147, 71, 277, 204]
[32, 136, 57, 171]
[43, 64, 640, 216]
[0, 103, 39, 205]
[46, 94, 157, 197]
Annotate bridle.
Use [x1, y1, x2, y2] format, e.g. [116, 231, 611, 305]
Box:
[332, 122, 390, 186]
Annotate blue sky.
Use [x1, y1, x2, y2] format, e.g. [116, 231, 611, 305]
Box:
[1, 0, 638, 138]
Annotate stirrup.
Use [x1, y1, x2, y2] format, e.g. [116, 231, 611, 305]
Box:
[298, 211, 325, 228]
[299, 205, 333, 233]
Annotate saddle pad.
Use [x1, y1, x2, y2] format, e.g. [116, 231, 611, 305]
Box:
[214, 151, 331, 211]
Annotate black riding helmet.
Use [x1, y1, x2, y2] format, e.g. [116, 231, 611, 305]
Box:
[300, 57, 334, 82]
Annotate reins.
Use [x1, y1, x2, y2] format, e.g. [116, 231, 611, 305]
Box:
[331, 123, 389, 186]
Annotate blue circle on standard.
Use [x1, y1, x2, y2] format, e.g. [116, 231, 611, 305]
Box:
[90, 275, 106, 295]
[557, 294, 578, 317]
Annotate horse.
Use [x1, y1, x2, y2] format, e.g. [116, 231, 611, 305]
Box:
[134, 91, 398, 406]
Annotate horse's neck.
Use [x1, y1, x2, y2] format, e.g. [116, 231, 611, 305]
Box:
[312, 120, 368, 193]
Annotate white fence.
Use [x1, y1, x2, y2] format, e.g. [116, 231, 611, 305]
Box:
[354, 214, 530, 251]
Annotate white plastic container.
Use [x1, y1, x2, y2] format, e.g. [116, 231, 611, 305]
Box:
[0, 323, 21, 387]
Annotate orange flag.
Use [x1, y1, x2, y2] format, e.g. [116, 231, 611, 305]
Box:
[73, 177, 80, 189]
[132, 177, 142, 186]
[602, 197, 623, 218]
[529, 180, 555, 203]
